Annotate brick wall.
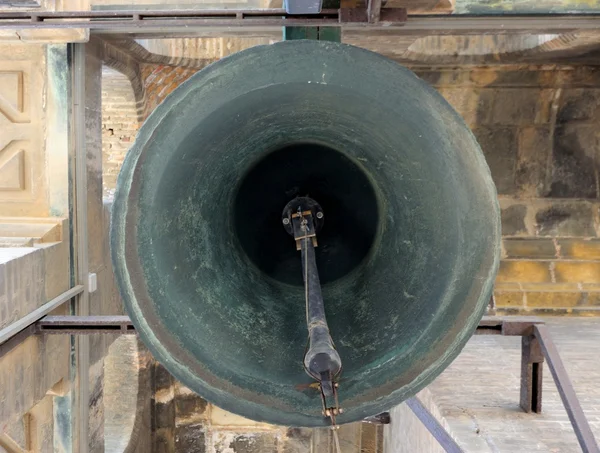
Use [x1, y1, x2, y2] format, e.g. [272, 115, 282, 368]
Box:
[102, 67, 140, 198]
[140, 64, 199, 120]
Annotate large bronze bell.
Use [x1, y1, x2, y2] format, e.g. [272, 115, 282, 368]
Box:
[110, 40, 500, 427]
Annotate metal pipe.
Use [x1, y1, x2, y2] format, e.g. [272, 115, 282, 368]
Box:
[0, 285, 84, 345]
[301, 237, 342, 393]
[72, 41, 90, 453]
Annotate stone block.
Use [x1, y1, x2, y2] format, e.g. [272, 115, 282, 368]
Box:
[501, 204, 528, 236]
[558, 239, 600, 259]
[0, 247, 44, 329]
[230, 433, 278, 453]
[503, 238, 556, 259]
[584, 292, 600, 306]
[209, 406, 273, 428]
[515, 127, 551, 197]
[534, 204, 596, 237]
[156, 399, 176, 429]
[438, 88, 494, 127]
[175, 394, 208, 424]
[154, 363, 174, 391]
[155, 435, 173, 453]
[211, 431, 278, 453]
[283, 428, 312, 453]
[525, 292, 582, 308]
[520, 282, 578, 291]
[473, 127, 517, 195]
[469, 69, 498, 86]
[415, 69, 442, 86]
[360, 422, 383, 453]
[175, 424, 206, 453]
[492, 69, 543, 88]
[490, 89, 548, 126]
[557, 88, 600, 123]
[554, 262, 600, 284]
[549, 123, 598, 198]
[496, 260, 551, 283]
[494, 291, 525, 308]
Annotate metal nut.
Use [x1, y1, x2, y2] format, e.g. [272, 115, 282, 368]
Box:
[316, 212, 324, 219]
[282, 218, 290, 225]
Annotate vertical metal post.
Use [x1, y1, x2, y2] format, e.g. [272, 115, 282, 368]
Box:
[520, 334, 544, 413]
[534, 324, 600, 453]
[72, 42, 90, 453]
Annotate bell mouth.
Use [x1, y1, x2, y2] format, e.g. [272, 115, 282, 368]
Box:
[233, 142, 379, 286]
[111, 40, 500, 428]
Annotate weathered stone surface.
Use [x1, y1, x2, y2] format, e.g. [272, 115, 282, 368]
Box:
[494, 291, 525, 308]
[534, 203, 596, 237]
[175, 394, 208, 422]
[154, 363, 175, 391]
[473, 127, 518, 194]
[490, 89, 549, 125]
[503, 238, 556, 259]
[558, 238, 600, 259]
[227, 433, 278, 453]
[501, 204, 528, 236]
[174, 424, 206, 453]
[549, 123, 597, 198]
[496, 260, 552, 283]
[557, 88, 600, 123]
[282, 428, 312, 453]
[516, 127, 551, 197]
[156, 400, 176, 430]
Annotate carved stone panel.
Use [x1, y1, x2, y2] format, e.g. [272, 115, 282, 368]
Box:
[0, 44, 46, 217]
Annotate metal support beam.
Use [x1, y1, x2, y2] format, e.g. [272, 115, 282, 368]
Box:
[534, 324, 600, 453]
[0, 8, 406, 30]
[520, 334, 544, 413]
[38, 316, 135, 334]
[0, 10, 599, 35]
[3, 312, 598, 451]
[71, 41, 90, 453]
[406, 397, 464, 453]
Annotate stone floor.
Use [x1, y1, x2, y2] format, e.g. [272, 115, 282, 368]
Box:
[386, 317, 600, 453]
[434, 317, 600, 452]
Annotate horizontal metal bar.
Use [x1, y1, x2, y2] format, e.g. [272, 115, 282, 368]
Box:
[0, 8, 404, 29]
[38, 315, 136, 334]
[406, 396, 464, 453]
[534, 324, 600, 453]
[0, 10, 599, 34]
[0, 285, 84, 345]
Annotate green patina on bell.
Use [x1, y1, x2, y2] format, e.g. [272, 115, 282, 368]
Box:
[110, 40, 500, 427]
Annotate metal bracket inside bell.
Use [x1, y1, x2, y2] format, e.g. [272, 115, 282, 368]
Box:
[282, 196, 324, 250]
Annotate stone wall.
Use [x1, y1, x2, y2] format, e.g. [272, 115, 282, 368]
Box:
[102, 67, 139, 197]
[150, 362, 382, 453]
[412, 65, 600, 315]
